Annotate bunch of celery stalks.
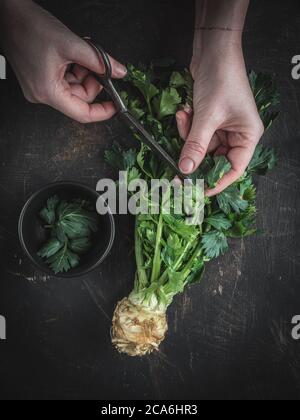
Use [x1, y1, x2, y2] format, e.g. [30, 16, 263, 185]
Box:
[104, 62, 279, 357]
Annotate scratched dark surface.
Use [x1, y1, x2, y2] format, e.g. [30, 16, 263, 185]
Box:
[0, 0, 300, 400]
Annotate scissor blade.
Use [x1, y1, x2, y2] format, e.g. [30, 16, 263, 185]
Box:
[120, 111, 188, 180]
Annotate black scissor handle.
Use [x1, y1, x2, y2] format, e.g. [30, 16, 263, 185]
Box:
[83, 38, 127, 113]
[83, 37, 112, 79]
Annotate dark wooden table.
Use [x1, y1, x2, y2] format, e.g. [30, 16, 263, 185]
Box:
[0, 0, 299, 400]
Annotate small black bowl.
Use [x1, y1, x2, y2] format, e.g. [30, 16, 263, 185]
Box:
[18, 181, 115, 278]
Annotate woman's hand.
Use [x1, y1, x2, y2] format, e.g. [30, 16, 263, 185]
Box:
[0, 0, 127, 123]
[178, 0, 264, 196]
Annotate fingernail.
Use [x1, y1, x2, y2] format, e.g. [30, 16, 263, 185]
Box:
[179, 157, 195, 174]
[183, 105, 193, 115]
[176, 115, 182, 124]
[116, 64, 127, 77]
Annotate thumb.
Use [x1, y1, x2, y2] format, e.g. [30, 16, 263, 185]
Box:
[179, 115, 216, 174]
[70, 38, 127, 79]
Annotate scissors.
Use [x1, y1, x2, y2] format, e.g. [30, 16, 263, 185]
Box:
[84, 38, 189, 181]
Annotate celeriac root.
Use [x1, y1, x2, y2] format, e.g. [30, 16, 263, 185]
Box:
[111, 298, 168, 357]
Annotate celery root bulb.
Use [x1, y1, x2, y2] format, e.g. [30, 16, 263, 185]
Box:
[111, 298, 168, 356]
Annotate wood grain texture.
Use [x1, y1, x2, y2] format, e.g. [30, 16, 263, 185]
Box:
[0, 0, 299, 400]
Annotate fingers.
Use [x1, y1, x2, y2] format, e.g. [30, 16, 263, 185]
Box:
[179, 114, 217, 174]
[206, 141, 256, 197]
[65, 72, 78, 84]
[176, 110, 192, 140]
[67, 64, 90, 83]
[70, 74, 102, 103]
[70, 39, 127, 79]
[49, 87, 117, 123]
[208, 133, 222, 153]
[206, 168, 243, 197]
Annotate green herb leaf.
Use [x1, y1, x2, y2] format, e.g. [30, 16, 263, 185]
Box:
[39, 195, 60, 225]
[153, 87, 181, 119]
[170, 71, 186, 88]
[162, 214, 198, 240]
[127, 167, 141, 183]
[227, 204, 257, 238]
[127, 64, 159, 106]
[186, 260, 205, 285]
[247, 145, 277, 175]
[123, 149, 137, 170]
[38, 238, 63, 259]
[161, 234, 185, 268]
[47, 244, 80, 274]
[202, 231, 229, 259]
[57, 202, 99, 239]
[128, 98, 145, 120]
[249, 71, 280, 130]
[69, 237, 92, 255]
[206, 156, 231, 188]
[206, 213, 232, 231]
[37, 196, 98, 275]
[217, 185, 249, 215]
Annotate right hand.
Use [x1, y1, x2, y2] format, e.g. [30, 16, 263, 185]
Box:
[177, 31, 264, 196]
[0, 0, 127, 123]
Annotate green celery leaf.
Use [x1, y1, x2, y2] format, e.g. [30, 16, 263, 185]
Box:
[161, 234, 184, 268]
[38, 238, 63, 259]
[120, 91, 129, 107]
[202, 231, 229, 259]
[153, 87, 181, 119]
[186, 260, 205, 285]
[163, 214, 199, 240]
[163, 270, 186, 297]
[146, 116, 163, 138]
[127, 167, 141, 183]
[217, 185, 249, 215]
[170, 71, 186, 88]
[123, 149, 137, 170]
[137, 143, 155, 178]
[206, 213, 232, 231]
[227, 205, 257, 238]
[249, 71, 280, 129]
[47, 245, 80, 274]
[39, 195, 60, 225]
[69, 237, 92, 255]
[129, 98, 145, 120]
[57, 203, 99, 239]
[206, 156, 231, 188]
[247, 145, 277, 175]
[51, 224, 67, 243]
[127, 64, 159, 105]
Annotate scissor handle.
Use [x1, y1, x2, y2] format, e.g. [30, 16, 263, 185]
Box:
[83, 37, 127, 113]
[84, 37, 112, 79]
